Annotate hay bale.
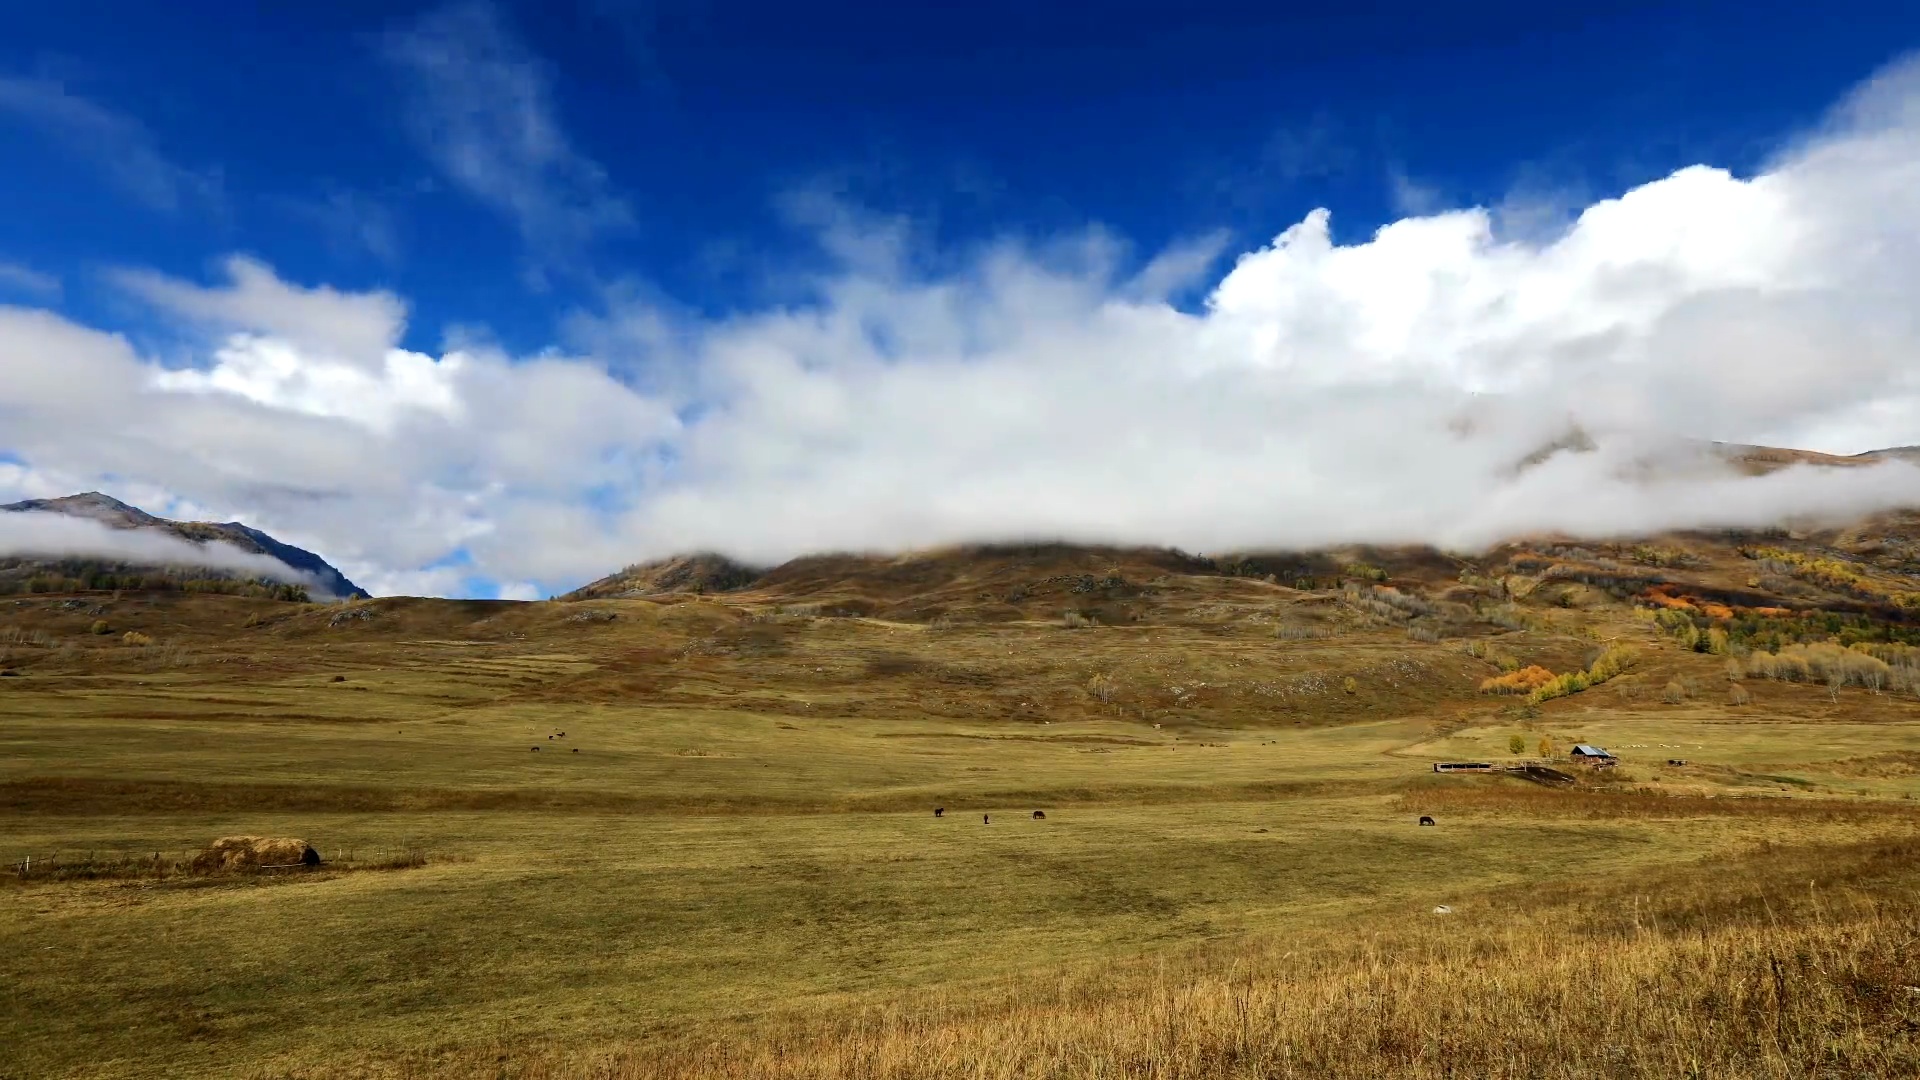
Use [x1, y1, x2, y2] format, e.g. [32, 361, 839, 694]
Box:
[191, 835, 320, 873]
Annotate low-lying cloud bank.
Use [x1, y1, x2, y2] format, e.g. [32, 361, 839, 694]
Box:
[0, 512, 317, 585]
[4, 57, 1920, 595]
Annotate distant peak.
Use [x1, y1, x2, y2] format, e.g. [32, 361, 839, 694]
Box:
[68, 491, 139, 509]
[1, 490, 161, 527]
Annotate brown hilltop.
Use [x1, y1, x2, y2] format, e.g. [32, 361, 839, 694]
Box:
[555, 510, 1920, 633]
[558, 440, 1920, 622]
[563, 552, 762, 600]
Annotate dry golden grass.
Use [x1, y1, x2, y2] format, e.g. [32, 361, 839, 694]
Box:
[6, 540, 1920, 1078]
[256, 836, 1920, 1080]
[1397, 779, 1920, 822]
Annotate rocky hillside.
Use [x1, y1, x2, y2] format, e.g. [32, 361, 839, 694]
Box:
[0, 492, 367, 600]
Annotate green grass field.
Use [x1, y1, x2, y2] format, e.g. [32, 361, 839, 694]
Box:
[4, 591, 1920, 1077]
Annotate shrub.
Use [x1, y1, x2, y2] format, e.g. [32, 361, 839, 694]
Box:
[1518, 647, 1631, 704]
[1483, 604, 1531, 632]
[1728, 683, 1751, 706]
[1509, 734, 1526, 755]
[89, 619, 109, 635]
[1747, 641, 1896, 695]
[1481, 666, 1556, 694]
[122, 631, 152, 647]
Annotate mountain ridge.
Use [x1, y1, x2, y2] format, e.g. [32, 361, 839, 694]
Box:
[0, 492, 368, 600]
[562, 442, 1920, 617]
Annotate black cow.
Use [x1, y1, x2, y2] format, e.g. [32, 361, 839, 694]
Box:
[1032, 810, 1046, 820]
[1418, 815, 1435, 826]
[934, 807, 944, 818]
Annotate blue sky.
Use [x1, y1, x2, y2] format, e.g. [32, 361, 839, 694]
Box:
[3, 2, 1920, 598]
[6, 1, 1913, 346]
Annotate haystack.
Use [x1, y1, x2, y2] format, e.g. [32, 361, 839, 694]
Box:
[192, 835, 321, 873]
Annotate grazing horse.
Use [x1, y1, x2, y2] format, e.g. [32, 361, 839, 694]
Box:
[1032, 810, 1046, 820]
[1418, 815, 1435, 826]
[934, 807, 944, 818]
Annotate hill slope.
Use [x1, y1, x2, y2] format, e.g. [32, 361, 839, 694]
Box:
[564, 441, 1920, 615]
[0, 492, 367, 600]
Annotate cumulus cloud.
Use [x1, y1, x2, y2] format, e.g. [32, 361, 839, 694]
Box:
[117, 255, 408, 371]
[4, 56, 1920, 595]
[0, 511, 315, 584]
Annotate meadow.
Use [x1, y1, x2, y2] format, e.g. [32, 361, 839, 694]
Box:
[4, 567, 1920, 1078]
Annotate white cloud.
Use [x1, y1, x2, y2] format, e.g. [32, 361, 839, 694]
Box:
[0, 76, 220, 213]
[3, 56, 1920, 595]
[0, 261, 59, 299]
[285, 190, 403, 264]
[117, 255, 408, 370]
[494, 580, 543, 602]
[152, 336, 463, 430]
[382, 2, 632, 265]
[0, 511, 314, 584]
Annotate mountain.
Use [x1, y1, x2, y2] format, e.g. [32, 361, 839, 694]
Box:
[0, 492, 368, 601]
[561, 442, 1920, 622]
[561, 552, 764, 601]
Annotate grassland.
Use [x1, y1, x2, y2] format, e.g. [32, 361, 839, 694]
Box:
[4, 542, 1920, 1078]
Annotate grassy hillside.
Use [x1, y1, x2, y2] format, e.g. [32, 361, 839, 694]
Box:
[5, 524, 1920, 1077]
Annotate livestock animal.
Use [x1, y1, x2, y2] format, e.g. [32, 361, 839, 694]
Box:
[571, 748, 579, 753]
[983, 814, 990, 824]
[934, 807, 944, 818]
[1032, 810, 1046, 820]
[1418, 815, 1435, 826]
[531, 746, 540, 752]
